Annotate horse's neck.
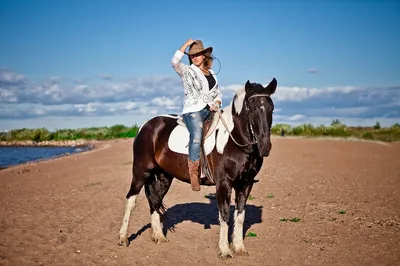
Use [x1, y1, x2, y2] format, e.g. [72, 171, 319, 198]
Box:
[231, 108, 254, 154]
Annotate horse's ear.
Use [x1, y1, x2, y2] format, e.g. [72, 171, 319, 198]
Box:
[245, 80, 252, 93]
[265, 78, 277, 95]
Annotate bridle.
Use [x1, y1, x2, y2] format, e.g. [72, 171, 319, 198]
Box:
[218, 93, 271, 150]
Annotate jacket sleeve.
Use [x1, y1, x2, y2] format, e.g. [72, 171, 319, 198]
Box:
[214, 85, 223, 106]
[171, 50, 188, 77]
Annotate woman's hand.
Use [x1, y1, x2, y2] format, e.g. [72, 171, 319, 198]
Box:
[209, 105, 219, 112]
[179, 39, 196, 53]
[186, 39, 195, 46]
[209, 101, 221, 112]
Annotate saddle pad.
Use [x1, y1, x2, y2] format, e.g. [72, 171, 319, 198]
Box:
[168, 124, 216, 156]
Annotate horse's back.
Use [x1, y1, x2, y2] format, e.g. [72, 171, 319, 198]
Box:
[134, 114, 180, 154]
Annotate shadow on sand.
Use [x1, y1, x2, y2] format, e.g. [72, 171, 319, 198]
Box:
[128, 196, 263, 242]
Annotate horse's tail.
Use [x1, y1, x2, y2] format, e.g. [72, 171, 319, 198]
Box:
[144, 174, 169, 222]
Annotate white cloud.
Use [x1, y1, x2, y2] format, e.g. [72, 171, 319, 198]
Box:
[0, 68, 26, 84]
[0, 69, 398, 130]
[287, 114, 305, 121]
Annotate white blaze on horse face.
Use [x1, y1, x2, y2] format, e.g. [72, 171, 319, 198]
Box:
[232, 210, 246, 252]
[119, 195, 138, 238]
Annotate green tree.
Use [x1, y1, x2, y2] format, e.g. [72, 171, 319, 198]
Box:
[373, 121, 381, 130]
[331, 119, 341, 126]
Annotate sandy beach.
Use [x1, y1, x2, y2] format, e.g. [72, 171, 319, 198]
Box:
[0, 137, 399, 266]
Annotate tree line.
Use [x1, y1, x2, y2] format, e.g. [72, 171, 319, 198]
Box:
[1, 120, 399, 143]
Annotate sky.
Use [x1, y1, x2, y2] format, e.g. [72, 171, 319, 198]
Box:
[0, 0, 399, 131]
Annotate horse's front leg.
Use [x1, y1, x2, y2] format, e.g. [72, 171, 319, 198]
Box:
[232, 182, 253, 256]
[216, 179, 233, 259]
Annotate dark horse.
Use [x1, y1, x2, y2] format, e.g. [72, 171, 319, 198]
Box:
[118, 78, 277, 258]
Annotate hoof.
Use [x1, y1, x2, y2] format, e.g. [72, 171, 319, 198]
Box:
[117, 235, 130, 247]
[218, 250, 233, 259]
[234, 248, 249, 256]
[151, 233, 168, 244]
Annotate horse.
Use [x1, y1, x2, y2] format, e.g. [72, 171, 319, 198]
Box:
[117, 78, 278, 259]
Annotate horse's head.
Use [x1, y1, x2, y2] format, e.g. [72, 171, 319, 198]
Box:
[244, 78, 277, 157]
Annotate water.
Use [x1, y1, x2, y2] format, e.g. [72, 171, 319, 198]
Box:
[0, 146, 90, 168]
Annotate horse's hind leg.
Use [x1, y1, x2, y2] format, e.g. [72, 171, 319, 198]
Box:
[117, 166, 149, 246]
[145, 171, 173, 244]
[232, 182, 253, 256]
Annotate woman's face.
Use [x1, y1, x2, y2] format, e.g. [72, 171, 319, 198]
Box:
[190, 53, 205, 67]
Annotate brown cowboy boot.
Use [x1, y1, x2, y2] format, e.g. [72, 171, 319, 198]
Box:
[188, 159, 201, 191]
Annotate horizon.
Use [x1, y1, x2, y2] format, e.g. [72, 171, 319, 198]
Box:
[1, 0, 399, 131]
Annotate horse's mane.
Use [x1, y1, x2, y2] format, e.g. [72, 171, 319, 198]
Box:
[231, 87, 246, 115]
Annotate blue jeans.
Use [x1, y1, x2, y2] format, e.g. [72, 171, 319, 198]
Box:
[182, 108, 211, 162]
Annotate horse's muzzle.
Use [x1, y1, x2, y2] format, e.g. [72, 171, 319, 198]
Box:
[261, 150, 270, 157]
[258, 141, 271, 157]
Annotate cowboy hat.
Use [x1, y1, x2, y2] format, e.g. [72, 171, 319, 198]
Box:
[185, 40, 213, 55]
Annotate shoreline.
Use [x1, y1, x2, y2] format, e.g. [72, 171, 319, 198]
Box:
[0, 139, 97, 148]
[0, 140, 114, 171]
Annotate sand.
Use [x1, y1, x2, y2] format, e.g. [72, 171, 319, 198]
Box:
[0, 137, 399, 266]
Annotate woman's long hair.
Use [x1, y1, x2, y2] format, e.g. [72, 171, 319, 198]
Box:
[188, 52, 220, 74]
[188, 52, 213, 70]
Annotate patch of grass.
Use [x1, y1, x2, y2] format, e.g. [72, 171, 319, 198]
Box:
[266, 194, 274, 199]
[84, 181, 102, 187]
[248, 194, 255, 200]
[302, 237, 313, 244]
[0, 124, 140, 142]
[338, 210, 346, 214]
[280, 217, 301, 223]
[271, 121, 400, 142]
[246, 232, 257, 237]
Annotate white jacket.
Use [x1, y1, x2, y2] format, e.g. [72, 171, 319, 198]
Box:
[171, 50, 222, 114]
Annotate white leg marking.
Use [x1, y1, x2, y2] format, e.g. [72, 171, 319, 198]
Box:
[218, 212, 233, 258]
[151, 212, 168, 244]
[117, 195, 138, 246]
[232, 210, 248, 255]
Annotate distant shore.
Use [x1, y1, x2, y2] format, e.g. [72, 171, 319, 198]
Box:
[0, 139, 96, 148]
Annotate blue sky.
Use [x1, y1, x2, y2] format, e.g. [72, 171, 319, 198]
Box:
[0, 0, 399, 130]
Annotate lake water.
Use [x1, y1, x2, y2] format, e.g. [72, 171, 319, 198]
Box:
[0, 146, 90, 168]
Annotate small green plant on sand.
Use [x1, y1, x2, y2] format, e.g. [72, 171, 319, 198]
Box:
[246, 232, 257, 237]
[280, 217, 301, 222]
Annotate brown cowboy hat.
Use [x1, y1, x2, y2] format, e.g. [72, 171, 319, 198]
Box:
[185, 40, 213, 55]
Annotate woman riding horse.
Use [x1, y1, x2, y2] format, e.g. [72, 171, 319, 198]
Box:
[171, 39, 222, 191]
